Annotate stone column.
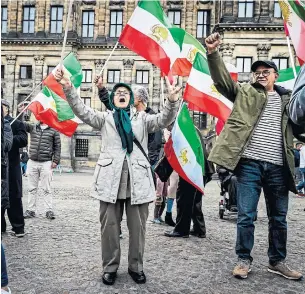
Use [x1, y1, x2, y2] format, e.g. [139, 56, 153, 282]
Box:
[221, 1, 234, 22]
[219, 43, 235, 64]
[5, 55, 16, 110]
[34, 55, 45, 88]
[152, 65, 161, 111]
[257, 44, 271, 61]
[123, 59, 134, 84]
[94, 59, 106, 110]
[258, 1, 271, 23]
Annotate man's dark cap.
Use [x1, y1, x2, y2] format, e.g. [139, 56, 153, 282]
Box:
[251, 60, 278, 72]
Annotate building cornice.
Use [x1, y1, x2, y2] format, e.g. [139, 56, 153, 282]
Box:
[215, 23, 284, 32]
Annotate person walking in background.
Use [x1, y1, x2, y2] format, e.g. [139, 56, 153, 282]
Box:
[1, 99, 28, 238]
[296, 143, 305, 197]
[22, 120, 61, 220]
[293, 143, 303, 187]
[20, 147, 29, 177]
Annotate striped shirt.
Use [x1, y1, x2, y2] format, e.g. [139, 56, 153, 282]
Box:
[243, 91, 283, 166]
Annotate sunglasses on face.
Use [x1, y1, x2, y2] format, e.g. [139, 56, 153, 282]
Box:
[114, 90, 130, 96]
[253, 70, 277, 78]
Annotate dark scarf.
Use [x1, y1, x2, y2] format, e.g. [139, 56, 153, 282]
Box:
[109, 83, 134, 154]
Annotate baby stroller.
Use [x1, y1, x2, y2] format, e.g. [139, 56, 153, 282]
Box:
[217, 167, 238, 219]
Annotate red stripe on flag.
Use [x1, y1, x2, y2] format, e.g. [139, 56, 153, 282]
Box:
[119, 24, 171, 75]
[184, 84, 232, 122]
[170, 58, 192, 77]
[216, 119, 225, 136]
[164, 137, 204, 194]
[43, 74, 67, 100]
[29, 101, 78, 137]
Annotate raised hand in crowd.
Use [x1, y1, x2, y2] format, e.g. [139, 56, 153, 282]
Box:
[205, 32, 221, 54]
[94, 75, 104, 89]
[165, 76, 182, 102]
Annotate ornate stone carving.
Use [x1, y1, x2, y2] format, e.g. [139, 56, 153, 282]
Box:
[6, 55, 16, 65]
[34, 55, 45, 66]
[257, 44, 271, 60]
[167, 0, 183, 5]
[109, 0, 125, 6]
[219, 43, 235, 57]
[94, 59, 106, 70]
[123, 59, 134, 69]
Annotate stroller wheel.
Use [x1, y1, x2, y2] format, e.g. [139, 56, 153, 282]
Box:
[219, 209, 224, 219]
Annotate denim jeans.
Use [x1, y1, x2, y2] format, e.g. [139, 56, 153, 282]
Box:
[234, 159, 289, 264]
[296, 168, 305, 192]
[1, 244, 8, 287]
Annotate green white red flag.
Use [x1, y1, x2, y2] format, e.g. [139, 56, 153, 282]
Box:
[29, 53, 82, 137]
[276, 65, 301, 90]
[164, 103, 205, 193]
[119, 0, 184, 75]
[184, 53, 236, 122]
[279, 0, 305, 65]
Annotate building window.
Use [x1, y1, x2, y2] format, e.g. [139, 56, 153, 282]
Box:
[136, 70, 149, 84]
[81, 97, 91, 107]
[47, 66, 56, 75]
[1, 65, 4, 79]
[82, 69, 92, 83]
[75, 139, 89, 157]
[110, 10, 123, 37]
[50, 6, 63, 34]
[107, 70, 120, 83]
[20, 66, 32, 79]
[1, 6, 7, 34]
[192, 111, 207, 130]
[238, 0, 254, 18]
[168, 10, 181, 27]
[274, 0, 282, 18]
[82, 11, 94, 37]
[236, 57, 252, 73]
[197, 10, 210, 38]
[272, 58, 288, 70]
[23, 6, 35, 33]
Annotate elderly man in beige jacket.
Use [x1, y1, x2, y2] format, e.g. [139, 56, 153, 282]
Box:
[55, 69, 181, 285]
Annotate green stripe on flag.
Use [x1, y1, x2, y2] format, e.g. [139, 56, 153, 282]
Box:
[168, 27, 185, 51]
[138, 0, 171, 27]
[277, 66, 301, 82]
[177, 104, 205, 173]
[288, 0, 305, 22]
[193, 52, 210, 76]
[63, 53, 83, 88]
[44, 86, 75, 122]
[184, 32, 206, 53]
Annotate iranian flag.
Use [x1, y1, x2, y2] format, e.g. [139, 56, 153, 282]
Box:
[119, 0, 184, 75]
[184, 52, 234, 122]
[276, 66, 301, 90]
[29, 53, 83, 137]
[279, 0, 305, 65]
[164, 103, 205, 193]
[170, 31, 206, 77]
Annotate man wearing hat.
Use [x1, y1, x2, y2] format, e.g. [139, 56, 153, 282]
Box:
[204, 33, 305, 280]
[1, 99, 28, 237]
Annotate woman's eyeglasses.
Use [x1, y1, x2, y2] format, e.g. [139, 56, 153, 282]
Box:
[114, 90, 130, 96]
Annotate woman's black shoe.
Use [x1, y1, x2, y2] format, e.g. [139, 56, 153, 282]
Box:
[189, 229, 206, 238]
[128, 268, 146, 284]
[164, 230, 189, 238]
[102, 272, 117, 285]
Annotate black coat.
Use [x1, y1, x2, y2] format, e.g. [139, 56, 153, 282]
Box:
[1, 110, 13, 209]
[5, 115, 28, 199]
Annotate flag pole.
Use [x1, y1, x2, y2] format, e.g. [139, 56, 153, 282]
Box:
[59, 0, 74, 67]
[15, 81, 43, 108]
[98, 41, 119, 76]
[286, 36, 298, 78]
[10, 100, 34, 125]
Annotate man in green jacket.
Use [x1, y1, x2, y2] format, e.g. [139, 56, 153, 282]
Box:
[205, 33, 304, 280]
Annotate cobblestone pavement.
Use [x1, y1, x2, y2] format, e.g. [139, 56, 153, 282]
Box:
[2, 173, 305, 294]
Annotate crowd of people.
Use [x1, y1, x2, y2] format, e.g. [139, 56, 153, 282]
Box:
[1, 32, 305, 292]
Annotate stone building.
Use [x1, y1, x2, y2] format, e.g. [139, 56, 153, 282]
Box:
[1, 0, 295, 171]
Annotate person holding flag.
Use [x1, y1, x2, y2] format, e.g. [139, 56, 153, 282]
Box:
[205, 32, 305, 280]
[54, 68, 181, 286]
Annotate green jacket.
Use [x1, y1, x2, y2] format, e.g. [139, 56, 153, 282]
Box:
[207, 51, 305, 193]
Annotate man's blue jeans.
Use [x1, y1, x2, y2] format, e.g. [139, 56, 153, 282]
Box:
[234, 159, 289, 264]
[296, 168, 305, 192]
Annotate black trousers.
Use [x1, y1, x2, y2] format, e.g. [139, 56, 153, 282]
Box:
[1, 197, 25, 233]
[174, 177, 206, 235]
